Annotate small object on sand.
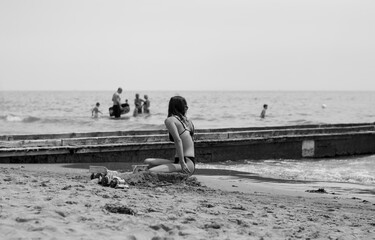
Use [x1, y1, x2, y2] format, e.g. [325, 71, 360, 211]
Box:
[101, 175, 111, 187]
[91, 173, 103, 180]
[109, 177, 126, 188]
[106, 170, 120, 178]
[104, 204, 136, 215]
[109, 179, 117, 188]
[98, 175, 103, 184]
[100, 170, 121, 186]
[115, 183, 129, 189]
[306, 188, 327, 193]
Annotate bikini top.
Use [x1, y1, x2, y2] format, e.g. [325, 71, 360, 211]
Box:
[169, 116, 194, 142]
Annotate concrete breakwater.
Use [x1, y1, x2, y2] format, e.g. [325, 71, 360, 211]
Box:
[1, 123, 375, 163]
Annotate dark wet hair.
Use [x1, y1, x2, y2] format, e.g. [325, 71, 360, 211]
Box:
[168, 96, 187, 119]
[96, 102, 100, 106]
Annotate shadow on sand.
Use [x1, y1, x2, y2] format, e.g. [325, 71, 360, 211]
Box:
[62, 162, 311, 184]
[58, 162, 375, 196]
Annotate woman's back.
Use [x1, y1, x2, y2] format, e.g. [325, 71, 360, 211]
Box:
[166, 116, 194, 157]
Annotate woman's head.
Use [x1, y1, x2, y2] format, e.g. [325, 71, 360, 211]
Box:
[168, 96, 188, 118]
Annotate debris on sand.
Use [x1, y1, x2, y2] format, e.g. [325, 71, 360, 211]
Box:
[306, 188, 327, 194]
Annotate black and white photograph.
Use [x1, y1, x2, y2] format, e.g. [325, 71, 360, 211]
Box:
[0, 1, 374, 239]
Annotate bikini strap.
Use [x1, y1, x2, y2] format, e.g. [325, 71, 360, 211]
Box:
[174, 115, 188, 130]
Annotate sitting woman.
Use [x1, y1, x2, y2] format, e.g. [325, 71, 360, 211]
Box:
[144, 96, 195, 174]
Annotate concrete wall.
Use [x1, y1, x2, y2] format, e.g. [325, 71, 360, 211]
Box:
[1, 132, 375, 164]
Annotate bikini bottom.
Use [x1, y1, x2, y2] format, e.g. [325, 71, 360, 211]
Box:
[174, 156, 196, 166]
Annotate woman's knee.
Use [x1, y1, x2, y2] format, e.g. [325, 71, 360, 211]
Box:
[144, 158, 173, 166]
[149, 164, 178, 173]
[144, 158, 153, 164]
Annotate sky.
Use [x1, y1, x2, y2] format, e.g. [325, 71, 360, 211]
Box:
[0, 0, 374, 91]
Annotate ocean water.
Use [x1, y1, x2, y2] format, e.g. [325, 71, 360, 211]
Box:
[1, 90, 375, 134]
[1, 91, 375, 188]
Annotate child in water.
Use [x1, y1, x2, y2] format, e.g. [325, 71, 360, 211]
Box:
[92, 102, 102, 118]
[260, 104, 268, 118]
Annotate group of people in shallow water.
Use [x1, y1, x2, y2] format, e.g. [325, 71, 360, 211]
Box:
[134, 93, 150, 116]
[91, 87, 269, 176]
[110, 87, 151, 118]
[91, 87, 151, 118]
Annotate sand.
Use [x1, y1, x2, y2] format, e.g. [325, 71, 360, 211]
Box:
[0, 163, 374, 240]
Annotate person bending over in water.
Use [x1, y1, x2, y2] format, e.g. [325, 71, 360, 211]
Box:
[144, 96, 195, 175]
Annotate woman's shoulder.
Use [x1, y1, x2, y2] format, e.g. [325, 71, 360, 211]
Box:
[165, 115, 183, 124]
[164, 116, 175, 124]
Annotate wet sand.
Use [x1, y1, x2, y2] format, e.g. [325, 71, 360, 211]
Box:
[0, 163, 374, 240]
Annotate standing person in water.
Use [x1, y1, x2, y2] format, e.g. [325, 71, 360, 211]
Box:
[144, 96, 195, 174]
[112, 87, 123, 118]
[133, 93, 144, 117]
[143, 94, 150, 114]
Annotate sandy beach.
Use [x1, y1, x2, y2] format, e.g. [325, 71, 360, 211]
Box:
[0, 163, 374, 240]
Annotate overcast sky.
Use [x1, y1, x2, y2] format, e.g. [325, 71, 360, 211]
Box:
[0, 0, 374, 91]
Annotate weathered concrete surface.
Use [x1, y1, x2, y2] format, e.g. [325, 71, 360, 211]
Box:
[1, 130, 375, 163]
[200, 132, 375, 162]
[0, 146, 175, 164]
[1, 122, 373, 141]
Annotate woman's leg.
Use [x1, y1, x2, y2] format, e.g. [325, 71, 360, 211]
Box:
[146, 158, 195, 174]
[147, 163, 180, 173]
[144, 158, 174, 167]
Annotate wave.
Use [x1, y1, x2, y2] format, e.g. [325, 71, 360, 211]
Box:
[286, 119, 323, 125]
[0, 113, 167, 134]
[41, 117, 92, 125]
[0, 114, 41, 123]
[197, 158, 375, 185]
[0, 114, 101, 127]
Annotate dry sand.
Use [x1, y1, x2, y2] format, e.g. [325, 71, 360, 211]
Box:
[0, 163, 374, 240]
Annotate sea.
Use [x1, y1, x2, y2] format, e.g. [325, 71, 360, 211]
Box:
[1, 90, 375, 196]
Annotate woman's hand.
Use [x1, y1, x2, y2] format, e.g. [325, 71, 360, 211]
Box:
[180, 161, 191, 174]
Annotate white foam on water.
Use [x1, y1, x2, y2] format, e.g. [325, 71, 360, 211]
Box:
[5, 114, 23, 122]
[197, 155, 375, 185]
